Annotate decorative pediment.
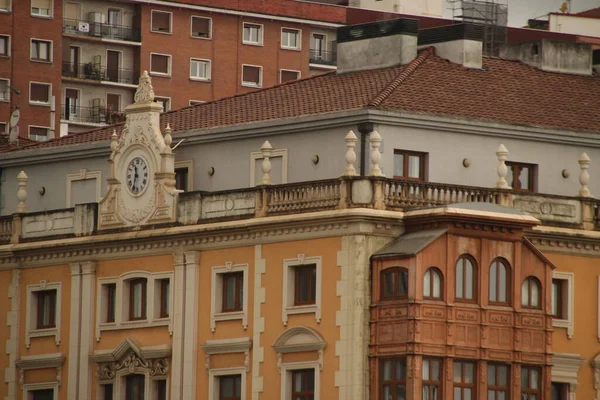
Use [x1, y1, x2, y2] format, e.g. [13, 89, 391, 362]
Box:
[16, 353, 65, 387]
[201, 337, 252, 372]
[273, 326, 326, 354]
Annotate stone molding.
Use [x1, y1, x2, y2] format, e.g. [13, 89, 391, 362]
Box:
[25, 280, 62, 348]
[208, 366, 248, 400]
[16, 353, 65, 387]
[250, 147, 288, 186]
[282, 255, 322, 326]
[552, 352, 584, 386]
[66, 169, 102, 207]
[4, 269, 21, 400]
[273, 326, 326, 373]
[552, 271, 574, 339]
[202, 337, 252, 372]
[210, 263, 249, 332]
[252, 244, 267, 400]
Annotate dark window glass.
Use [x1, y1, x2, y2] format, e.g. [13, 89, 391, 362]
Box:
[129, 279, 147, 321]
[381, 358, 406, 400]
[489, 258, 510, 305]
[455, 255, 476, 302]
[382, 267, 409, 300]
[102, 384, 114, 400]
[160, 279, 170, 318]
[30, 83, 50, 103]
[393, 149, 427, 181]
[126, 374, 145, 400]
[521, 366, 541, 400]
[487, 363, 509, 400]
[106, 283, 116, 323]
[551, 279, 563, 318]
[424, 267, 442, 299]
[219, 375, 241, 400]
[191, 16, 211, 38]
[222, 272, 244, 312]
[423, 358, 441, 400]
[294, 264, 316, 305]
[151, 54, 169, 74]
[551, 382, 568, 400]
[156, 380, 167, 400]
[453, 360, 475, 400]
[31, 389, 54, 400]
[292, 369, 315, 400]
[506, 161, 536, 192]
[521, 276, 541, 309]
[242, 65, 261, 85]
[175, 167, 188, 191]
[281, 70, 299, 83]
[36, 289, 56, 329]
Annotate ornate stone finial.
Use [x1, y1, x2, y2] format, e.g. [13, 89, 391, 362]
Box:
[369, 130, 383, 177]
[496, 144, 510, 189]
[133, 70, 155, 104]
[579, 152, 592, 197]
[344, 130, 358, 176]
[260, 140, 273, 185]
[110, 129, 118, 152]
[164, 123, 172, 148]
[16, 170, 28, 213]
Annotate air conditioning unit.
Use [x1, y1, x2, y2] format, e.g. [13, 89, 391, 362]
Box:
[78, 22, 90, 32]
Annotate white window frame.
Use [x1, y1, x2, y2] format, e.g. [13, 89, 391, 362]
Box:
[281, 27, 301, 50]
[28, 125, 51, 141]
[29, 81, 52, 106]
[279, 69, 301, 84]
[23, 382, 59, 400]
[282, 254, 322, 326]
[0, 34, 11, 56]
[249, 147, 288, 186]
[210, 263, 249, 332]
[553, 271, 574, 339]
[190, 15, 212, 39]
[0, 77, 10, 102]
[0, 0, 11, 12]
[241, 64, 263, 88]
[30, 38, 53, 62]
[0, 122, 7, 135]
[242, 22, 263, 46]
[66, 169, 102, 207]
[175, 160, 194, 191]
[208, 367, 247, 400]
[150, 10, 172, 34]
[149, 52, 172, 77]
[31, 0, 53, 18]
[95, 270, 174, 341]
[280, 362, 320, 400]
[25, 281, 62, 348]
[190, 58, 211, 81]
[155, 96, 171, 112]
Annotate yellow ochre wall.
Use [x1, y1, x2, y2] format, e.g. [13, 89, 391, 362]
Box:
[0, 269, 11, 399]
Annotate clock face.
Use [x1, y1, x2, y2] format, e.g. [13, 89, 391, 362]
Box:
[126, 157, 149, 195]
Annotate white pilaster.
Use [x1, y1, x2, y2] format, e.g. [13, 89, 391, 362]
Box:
[182, 251, 200, 399]
[67, 264, 82, 399]
[78, 262, 96, 399]
[252, 245, 267, 400]
[170, 252, 186, 400]
[4, 269, 21, 400]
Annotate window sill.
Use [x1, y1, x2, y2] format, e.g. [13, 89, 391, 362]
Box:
[0, 9, 11, 13]
[281, 46, 301, 51]
[286, 304, 317, 315]
[190, 77, 210, 83]
[214, 311, 244, 322]
[242, 41, 263, 47]
[30, 59, 52, 64]
[29, 101, 51, 107]
[242, 82, 262, 88]
[190, 35, 212, 40]
[150, 29, 172, 35]
[150, 72, 171, 78]
[0, 54, 10, 59]
[30, 14, 53, 19]
[0, 98, 9, 102]
[29, 327, 58, 338]
[100, 319, 170, 332]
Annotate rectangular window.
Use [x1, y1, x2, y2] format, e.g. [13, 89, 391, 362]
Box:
[129, 279, 147, 321]
[107, 8, 122, 26]
[31, 0, 51, 17]
[0, 0, 10, 12]
[191, 16, 211, 38]
[30, 82, 50, 104]
[0, 122, 7, 134]
[422, 358, 441, 399]
[151, 10, 171, 33]
[101, 384, 113, 400]
[29, 126, 49, 141]
[280, 69, 300, 83]
[281, 28, 300, 50]
[381, 358, 406, 400]
[31, 389, 54, 400]
[521, 366, 541, 400]
[219, 375, 242, 400]
[552, 278, 563, 318]
[0, 79, 8, 101]
[126, 374, 145, 400]
[243, 23, 262, 45]
[31, 39, 51, 62]
[506, 161, 536, 192]
[242, 65, 262, 87]
[36, 289, 57, 329]
[292, 369, 315, 400]
[294, 264, 316, 306]
[190, 58, 210, 81]
[488, 363, 509, 400]
[175, 167, 189, 191]
[150, 53, 171, 76]
[551, 382, 568, 400]
[394, 149, 427, 181]
[159, 278, 170, 318]
[222, 272, 243, 312]
[0, 35, 9, 56]
[382, 268, 408, 300]
[155, 96, 170, 112]
[154, 380, 167, 400]
[106, 283, 116, 323]
[453, 360, 475, 400]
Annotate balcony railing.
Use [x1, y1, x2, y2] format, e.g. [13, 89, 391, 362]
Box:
[63, 18, 141, 42]
[61, 105, 125, 125]
[309, 49, 337, 66]
[62, 62, 139, 85]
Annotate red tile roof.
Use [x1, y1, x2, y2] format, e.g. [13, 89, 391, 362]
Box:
[7, 48, 600, 153]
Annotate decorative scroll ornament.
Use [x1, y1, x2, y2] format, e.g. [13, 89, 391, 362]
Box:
[150, 358, 169, 377]
[98, 363, 115, 380]
[134, 71, 155, 104]
[115, 354, 149, 373]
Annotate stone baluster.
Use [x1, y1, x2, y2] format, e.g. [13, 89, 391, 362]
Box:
[578, 152, 591, 197]
[164, 123, 173, 153]
[16, 171, 28, 213]
[495, 144, 510, 189]
[369, 130, 383, 177]
[344, 130, 358, 176]
[260, 140, 273, 186]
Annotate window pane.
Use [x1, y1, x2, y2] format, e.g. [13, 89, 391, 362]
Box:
[225, 275, 236, 310]
[456, 263, 463, 298]
[382, 360, 392, 380]
[552, 281, 559, 315]
[394, 154, 404, 177]
[522, 279, 530, 306]
[487, 365, 496, 385]
[398, 270, 408, 295]
[396, 359, 406, 380]
[433, 271, 441, 298]
[520, 167, 530, 190]
[465, 262, 473, 299]
[238, 275, 244, 309]
[133, 283, 142, 318]
[396, 385, 406, 400]
[384, 272, 395, 298]
[489, 262, 497, 301]
[498, 264, 506, 302]
[408, 155, 420, 178]
[454, 388, 461, 400]
[453, 362, 461, 382]
[423, 359, 430, 380]
[383, 386, 392, 400]
[488, 390, 495, 400]
[464, 388, 472, 400]
[521, 369, 528, 388]
[531, 368, 539, 389]
[499, 365, 507, 385]
[431, 360, 440, 381]
[464, 363, 474, 383]
[531, 280, 539, 307]
[424, 270, 431, 297]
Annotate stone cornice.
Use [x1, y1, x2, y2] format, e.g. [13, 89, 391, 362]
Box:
[527, 227, 600, 257]
[201, 338, 252, 355]
[16, 353, 65, 369]
[0, 209, 405, 268]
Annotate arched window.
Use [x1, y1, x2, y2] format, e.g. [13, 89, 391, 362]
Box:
[381, 267, 408, 300]
[522, 276, 541, 309]
[455, 255, 476, 302]
[423, 267, 443, 299]
[489, 258, 510, 305]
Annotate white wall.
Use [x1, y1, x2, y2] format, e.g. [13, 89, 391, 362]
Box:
[549, 14, 600, 38]
[349, 0, 444, 16]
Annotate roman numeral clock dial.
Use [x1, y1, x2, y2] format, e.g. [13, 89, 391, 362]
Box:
[126, 156, 149, 195]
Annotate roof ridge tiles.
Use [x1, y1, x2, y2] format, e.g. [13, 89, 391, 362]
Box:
[367, 47, 433, 108]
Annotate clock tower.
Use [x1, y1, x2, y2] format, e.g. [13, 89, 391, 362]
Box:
[98, 71, 179, 229]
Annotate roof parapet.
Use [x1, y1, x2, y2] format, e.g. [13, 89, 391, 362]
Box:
[417, 23, 484, 69]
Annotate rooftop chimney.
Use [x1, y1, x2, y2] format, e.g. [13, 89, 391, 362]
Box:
[499, 39, 593, 76]
[336, 19, 419, 74]
[417, 23, 484, 69]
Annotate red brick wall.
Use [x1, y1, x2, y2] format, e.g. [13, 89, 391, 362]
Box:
[139, 5, 313, 110]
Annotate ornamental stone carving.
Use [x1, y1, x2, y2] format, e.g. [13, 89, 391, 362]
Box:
[134, 71, 156, 104]
[150, 358, 169, 377]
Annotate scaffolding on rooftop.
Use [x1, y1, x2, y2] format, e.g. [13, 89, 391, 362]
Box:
[449, 0, 508, 56]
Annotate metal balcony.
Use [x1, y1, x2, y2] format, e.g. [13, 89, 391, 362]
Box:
[62, 19, 141, 42]
[309, 49, 337, 66]
[62, 62, 139, 85]
[61, 105, 125, 125]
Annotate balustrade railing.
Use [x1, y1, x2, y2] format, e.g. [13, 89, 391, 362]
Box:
[0, 216, 12, 244]
[63, 19, 141, 42]
[309, 49, 337, 66]
[268, 179, 341, 214]
[62, 62, 138, 85]
[61, 105, 125, 125]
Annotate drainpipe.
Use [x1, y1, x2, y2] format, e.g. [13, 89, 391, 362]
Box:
[357, 122, 373, 176]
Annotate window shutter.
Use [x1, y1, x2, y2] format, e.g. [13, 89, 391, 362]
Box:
[281, 70, 298, 83]
[151, 54, 169, 74]
[0, 0, 8, 10]
[31, 83, 49, 102]
[192, 17, 210, 37]
[30, 126, 48, 137]
[243, 66, 260, 83]
[152, 11, 170, 31]
[32, 0, 50, 9]
[66, 89, 78, 99]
